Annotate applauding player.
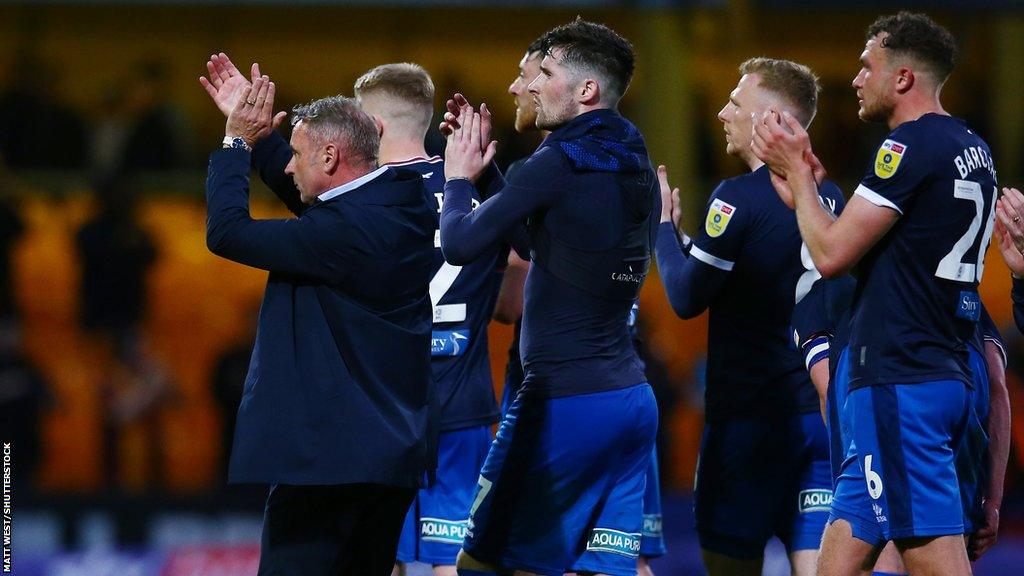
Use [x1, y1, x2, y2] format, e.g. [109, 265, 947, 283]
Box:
[655, 58, 841, 576]
[439, 19, 660, 576]
[754, 12, 998, 576]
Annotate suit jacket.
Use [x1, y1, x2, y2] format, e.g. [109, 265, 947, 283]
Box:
[206, 148, 436, 487]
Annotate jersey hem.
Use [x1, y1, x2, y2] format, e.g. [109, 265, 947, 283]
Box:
[704, 402, 820, 422]
[439, 414, 500, 432]
[520, 378, 649, 399]
[847, 372, 970, 391]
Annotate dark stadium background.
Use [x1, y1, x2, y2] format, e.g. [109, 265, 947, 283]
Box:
[0, 1, 1022, 574]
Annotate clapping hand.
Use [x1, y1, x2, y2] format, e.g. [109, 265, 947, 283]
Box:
[995, 187, 1024, 277]
[225, 75, 283, 148]
[201, 53, 286, 145]
[752, 110, 825, 209]
[444, 98, 497, 183]
[200, 53, 253, 117]
[657, 165, 683, 230]
[439, 93, 493, 153]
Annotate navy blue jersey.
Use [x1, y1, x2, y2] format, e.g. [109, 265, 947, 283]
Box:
[790, 276, 856, 373]
[848, 114, 998, 389]
[686, 166, 845, 419]
[440, 110, 655, 399]
[394, 156, 502, 431]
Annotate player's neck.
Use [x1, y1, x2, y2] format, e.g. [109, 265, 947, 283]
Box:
[741, 151, 765, 173]
[378, 138, 431, 165]
[888, 95, 948, 130]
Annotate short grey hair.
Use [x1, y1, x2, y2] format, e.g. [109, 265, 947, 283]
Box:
[291, 95, 379, 166]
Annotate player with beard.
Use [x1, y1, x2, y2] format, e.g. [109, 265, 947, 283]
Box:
[754, 12, 998, 576]
[484, 37, 669, 572]
[439, 18, 659, 576]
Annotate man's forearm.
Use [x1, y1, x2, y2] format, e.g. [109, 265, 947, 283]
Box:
[985, 345, 1010, 509]
[790, 168, 841, 277]
[654, 223, 723, 319]
[252, 130, 304, 217]
[1013, 278, 1024, 335]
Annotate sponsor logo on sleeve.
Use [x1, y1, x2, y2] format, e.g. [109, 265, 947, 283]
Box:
[956, 291, 981, 322]
[798, 489, 833, 513]
[705, 199, 736, 238]
[874, 139, 906, 179]
[420, 518, 469, 544]
[585, 528, 642, 557]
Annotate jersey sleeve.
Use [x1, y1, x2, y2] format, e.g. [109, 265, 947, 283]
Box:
[819, 179, 846, 217]
[791, 275, 856, 370]
[854, 125, 927, 215]
[979, 302, 1007, 368]
[690, 180, 751, 272]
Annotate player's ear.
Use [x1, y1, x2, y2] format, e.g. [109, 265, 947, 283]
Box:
[579, 78, 601, 106]
[895, 67, 915, 95]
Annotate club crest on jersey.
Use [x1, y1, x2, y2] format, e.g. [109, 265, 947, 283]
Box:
[874, 139, 906, 179]
[705, 199, 736, 238]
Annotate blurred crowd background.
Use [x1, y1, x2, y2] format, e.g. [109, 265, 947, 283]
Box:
[2, 1, 1024, 574]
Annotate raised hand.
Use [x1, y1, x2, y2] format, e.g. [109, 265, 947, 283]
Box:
[444, 102, 498, 183]
[439, 93, 468, 136]
[752, 110, 814, 181]
[995, 189, 1024, 277]
[657, 165, 682, 230]
[439, 93, 492, 151]
[199, 53, 253, 117]
[225, 75, 287, 147]
[805, 149, 828, 187]
[769, 170, 796, 210]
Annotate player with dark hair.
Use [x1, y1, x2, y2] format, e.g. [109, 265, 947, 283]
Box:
[754, 12, 998, 575]
[439, 18, 659, 576]
[655, 57, 841, 576]
[473, 31, 666, 575]
[791, 276, 1010, 574]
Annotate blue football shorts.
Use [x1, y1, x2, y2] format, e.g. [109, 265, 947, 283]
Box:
[640, 446, 667, 558]
[694, 411, 832, 559]
[830, 343, 988, 542]
[462, 383, 658, 576]
[396, 425, 492, 565]
[828, 377, 971, 545]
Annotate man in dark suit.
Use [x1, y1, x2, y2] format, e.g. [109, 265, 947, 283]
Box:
[205, 75, 436, 575]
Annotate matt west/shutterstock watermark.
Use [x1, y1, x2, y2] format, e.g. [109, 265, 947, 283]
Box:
[3, 443, 10, 573]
